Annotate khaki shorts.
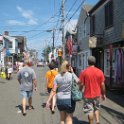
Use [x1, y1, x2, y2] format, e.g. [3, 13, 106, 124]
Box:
[83, 97, 101, 115]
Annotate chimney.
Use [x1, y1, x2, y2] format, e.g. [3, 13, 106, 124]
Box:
[4, 31, 9, 36]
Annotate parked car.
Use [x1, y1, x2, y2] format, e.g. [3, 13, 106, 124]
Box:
[37, 61, 44, 67]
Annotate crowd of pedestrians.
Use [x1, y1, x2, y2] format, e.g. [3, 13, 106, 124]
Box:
[15, 56, 106, 124]
[0, 59, 24, 80]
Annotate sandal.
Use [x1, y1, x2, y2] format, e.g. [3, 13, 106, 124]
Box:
[51, 110, 55, 114]
[22, 112, 27, 116]
[28, 106, 34, 110]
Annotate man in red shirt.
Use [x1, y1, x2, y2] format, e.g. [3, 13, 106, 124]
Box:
[79, 56, 106, 124]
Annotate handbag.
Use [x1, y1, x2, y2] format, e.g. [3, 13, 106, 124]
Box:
[1, 72, 6, 79]
[71, 73, 83, 101]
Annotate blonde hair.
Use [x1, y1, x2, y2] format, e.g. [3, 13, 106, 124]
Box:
[60, 60, 69, 73]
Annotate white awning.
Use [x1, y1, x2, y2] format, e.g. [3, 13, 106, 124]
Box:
[3, 35, 16, 42]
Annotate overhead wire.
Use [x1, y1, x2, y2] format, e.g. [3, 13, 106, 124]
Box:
[65, 0, 78, 19]
[64, 0, 86, 27]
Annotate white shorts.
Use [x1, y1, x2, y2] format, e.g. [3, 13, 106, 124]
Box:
[8, 68, 13, 73]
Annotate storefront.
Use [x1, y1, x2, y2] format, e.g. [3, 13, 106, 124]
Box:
[104, 42, 124, 89]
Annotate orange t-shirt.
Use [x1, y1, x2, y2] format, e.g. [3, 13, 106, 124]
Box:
[45, 70, 58, 88]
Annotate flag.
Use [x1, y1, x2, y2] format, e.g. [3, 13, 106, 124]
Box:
[0, 36, 3, 41]
[66, 35, 73, 55]
[2, 48, 6, 56]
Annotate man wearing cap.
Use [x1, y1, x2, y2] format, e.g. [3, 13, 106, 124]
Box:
[79, 56, 106, 124]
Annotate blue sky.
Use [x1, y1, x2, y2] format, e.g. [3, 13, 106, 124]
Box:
[0, 0, 98, 58]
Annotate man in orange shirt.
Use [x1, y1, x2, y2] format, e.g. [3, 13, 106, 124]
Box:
[45, 63, 58, 113]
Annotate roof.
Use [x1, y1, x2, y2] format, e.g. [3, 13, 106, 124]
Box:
[89, 0, 106, 14]
[82, 4, 93, 13]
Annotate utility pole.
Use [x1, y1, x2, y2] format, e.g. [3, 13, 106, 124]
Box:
[52, 29, 55, 52]
[61, 0, 65, 59]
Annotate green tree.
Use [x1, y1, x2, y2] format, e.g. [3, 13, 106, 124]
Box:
[42, 45, 51, 61]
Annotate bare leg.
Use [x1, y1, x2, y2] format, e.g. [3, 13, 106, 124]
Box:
[65, 113, 73, 124]
[59, 111, 66, 124]
[95, 110, 100, 123]
[52, 94, 56, 112]
[22, 98, 26, 114]
[28, 97, 32, 108]
[88, 112, 94, 124]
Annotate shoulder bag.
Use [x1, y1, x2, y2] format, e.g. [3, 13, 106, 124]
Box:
[71, 73, 83, 101]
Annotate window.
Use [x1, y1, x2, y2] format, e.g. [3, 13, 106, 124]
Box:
[8, 42, 12, 48]
[90, 15, 95, 35]
[105, 0, 113, 28]
[78, 54, 81, 66]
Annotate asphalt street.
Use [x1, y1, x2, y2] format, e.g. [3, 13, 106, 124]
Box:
[0, 66, 124, 124]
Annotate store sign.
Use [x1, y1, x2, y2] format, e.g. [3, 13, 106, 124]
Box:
[89, 36, 97, 48]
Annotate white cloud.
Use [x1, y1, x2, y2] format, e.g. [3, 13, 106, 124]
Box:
[7, 20, 25, 26]
[17, 6, 33, 19]
[27, 19, 38, 25]
[7, 6, 38, 26]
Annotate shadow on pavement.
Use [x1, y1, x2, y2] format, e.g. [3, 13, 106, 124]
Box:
[16, 105, 34, 111]
[40, 92, 49, 96]
[0, 81, 6, 84]
[101, 105, 124, 123]
[107, 90, 124, 107]
[16, 105, 22, 111]
[73, 117, 88, 124]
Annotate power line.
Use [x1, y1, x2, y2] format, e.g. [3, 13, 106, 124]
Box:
[65, 0, 78, 19]
[64, 0, 86, 26]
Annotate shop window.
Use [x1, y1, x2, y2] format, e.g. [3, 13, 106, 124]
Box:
[104, 48, 116, 77]
[105, 0, 113, 28]
[9, 42, 12, 48]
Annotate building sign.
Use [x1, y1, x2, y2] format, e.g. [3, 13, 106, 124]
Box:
[89, 36, 97, 48]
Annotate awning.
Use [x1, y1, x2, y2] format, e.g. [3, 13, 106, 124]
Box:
[3, 35, 16, 42]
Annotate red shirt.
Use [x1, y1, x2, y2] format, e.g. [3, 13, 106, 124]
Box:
[79, 66, 105, 98]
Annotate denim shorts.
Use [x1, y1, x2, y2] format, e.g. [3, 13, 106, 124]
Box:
[83, 97, 101, 115]
[20, 90, 33, 98]
[57, 99, 76, 113]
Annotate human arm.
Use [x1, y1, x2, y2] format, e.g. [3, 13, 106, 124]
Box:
[69, 66, 80, 84]
[32, 71, 37, 91]
[33, 79, 37, 91]
[79, 71, 84, 91]
[100, 72, 106, 100]
[100, 82, 106, 100]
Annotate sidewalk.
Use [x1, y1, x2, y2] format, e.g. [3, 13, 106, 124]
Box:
[100, 97, 124, 124]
